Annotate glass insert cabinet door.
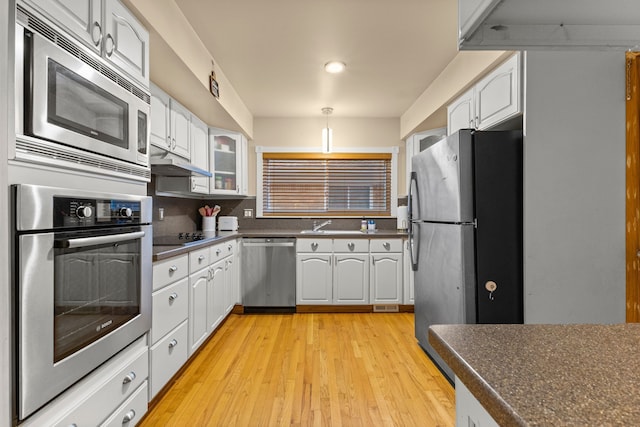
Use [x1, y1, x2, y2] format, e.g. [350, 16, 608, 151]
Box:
[209, 129, 245, 194]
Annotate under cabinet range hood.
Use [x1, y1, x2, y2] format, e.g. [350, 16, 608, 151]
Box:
[459, 0, 640, 50]
[150, 154, 212, 177]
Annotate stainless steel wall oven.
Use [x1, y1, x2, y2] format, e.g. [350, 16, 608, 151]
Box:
[15, 5, 151, 181]
[13, 184, 152, 421]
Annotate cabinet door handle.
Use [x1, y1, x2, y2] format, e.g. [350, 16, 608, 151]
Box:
[166, 136, 171, 148]
[169, 265, 178, 272]
[329, 256, 332, 266]
[91, 21, 102, 47]
[172, 137, 176, 150]
[216, 249, 222, 256]
[168, 292, 178, 302]
[348, 242, 355, 251]
[311, 242, 318, 251]
[122, 409, 136, 424]
[169, 339, 178, 349]
[383, 242, 391, 250]
[122, 371, 136, 385]
[105, 33, 115, 57]
[198, 255, 205, 261]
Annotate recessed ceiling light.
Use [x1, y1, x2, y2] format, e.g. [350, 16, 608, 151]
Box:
[324, 61, 346, 74]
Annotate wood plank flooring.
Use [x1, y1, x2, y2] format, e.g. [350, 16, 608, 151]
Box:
[140, 313, 455, 426]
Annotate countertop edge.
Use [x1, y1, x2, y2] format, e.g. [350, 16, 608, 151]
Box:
[153, 229, 408, 261]
[428, 327, 528, 427]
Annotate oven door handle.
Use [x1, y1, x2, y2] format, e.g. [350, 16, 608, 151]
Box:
[55, 231, 146, 249]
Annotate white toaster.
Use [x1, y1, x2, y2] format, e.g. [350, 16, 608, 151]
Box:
[218, 216, 239, 231]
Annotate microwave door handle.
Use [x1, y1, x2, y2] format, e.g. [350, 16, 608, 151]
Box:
[55, 231, 146, 249]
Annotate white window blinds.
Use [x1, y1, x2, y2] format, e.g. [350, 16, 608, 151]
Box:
[261, 153, 392, 216]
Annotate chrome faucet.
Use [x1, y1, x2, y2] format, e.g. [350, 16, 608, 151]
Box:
[312, 219, 332, 232]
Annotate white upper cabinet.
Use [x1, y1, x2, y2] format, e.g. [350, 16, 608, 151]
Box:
[447, 88, 474, 136]
[458, 0, 640, 50]
[20, 0, 101, 51]
[447, 53, 521, 135]
[103, 0, 149, 87]
[190, 115, 209, 194]
[150, 83, 191, 160]
[21, 0, 149, 87]
[209, 128, 248, 196]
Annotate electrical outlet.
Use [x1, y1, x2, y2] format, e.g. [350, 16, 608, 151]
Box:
[243, 209, 253, 218]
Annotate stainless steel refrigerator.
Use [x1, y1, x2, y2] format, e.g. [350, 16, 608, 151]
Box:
[409, 129, 523, 382]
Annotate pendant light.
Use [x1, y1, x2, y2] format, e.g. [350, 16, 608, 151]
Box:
[322, 107, 333, 153]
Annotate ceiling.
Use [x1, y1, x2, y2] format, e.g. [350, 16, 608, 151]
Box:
[174, 0, 459, 119]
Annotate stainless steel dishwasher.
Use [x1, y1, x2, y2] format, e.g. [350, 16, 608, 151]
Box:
[241, 238, 296, 313]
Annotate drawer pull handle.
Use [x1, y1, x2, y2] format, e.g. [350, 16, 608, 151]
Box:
[348, 242, 355, 251]
[122, 409, 136, 424]
[198, 255, 205, 261]
[168, 292, 178, 302]
[122, 371, 136, 385]
[169, 339, 178, 349]
[228, 244, 233, 251]
[169, 265, 178, 272]
[311, 242, 318, 251]
[383, 242, 391, 250]
[216, 249, 222, 256]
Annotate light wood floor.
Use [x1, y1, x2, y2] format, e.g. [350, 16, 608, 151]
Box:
[140, 313, 455, 426]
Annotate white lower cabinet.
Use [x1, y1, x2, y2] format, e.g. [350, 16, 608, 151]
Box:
[333, 239, 370, 304]
[22, 336, 148, 427]
[101, 381, 148, 427]
[188, 266, 209, 354]
[370, 239, 403, 304]
[455, 376, 499, 427]
[150, 321, 188, 398]
[150, 253, 190, 401]
[404, 239, 415, 305]
[297, 253, 333, 303]
[208, 258, 226, 332]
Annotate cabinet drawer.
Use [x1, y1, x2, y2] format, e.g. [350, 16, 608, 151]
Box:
[297, 238, 332, 252]
[56, 344, 148, 427]
[222, 239, 236, 257]
[150, 320, 189, 399]
[151, 277, 189, 343]
[333, 239, 369, 253]
[100, 381, 148, 427]
[370, 239, 403, 252]
[153, 254, 189, 291]
[189, 247, 211, 271]
[210, 242, 226, 262]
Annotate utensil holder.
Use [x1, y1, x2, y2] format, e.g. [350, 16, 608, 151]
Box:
[202, 216, 216, 232]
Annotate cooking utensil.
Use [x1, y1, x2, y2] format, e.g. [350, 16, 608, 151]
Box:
[198, 207, 207, 217]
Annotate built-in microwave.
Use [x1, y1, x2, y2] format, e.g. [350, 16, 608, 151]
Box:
[15, 7, 151, 180]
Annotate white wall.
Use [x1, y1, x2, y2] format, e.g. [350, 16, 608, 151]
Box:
[249, 117, 402, 196]
[523, 51, 626, 324]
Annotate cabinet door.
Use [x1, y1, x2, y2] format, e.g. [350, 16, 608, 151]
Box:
[208, 260, 225, 332]
[224, 255, 238, 313]
[333, 254, 369, 304]
[296, 254, 332, 304]
[238, 134, 249, 195]
[150, 84, 171, 150]
[475, 53, 521, 130]
[170, 100, 191, 159]
[447, 88, 475, 135]
[22, 0, 101, 53]
[209, 129, 240, 194]
[103, 0, 149, 87]
[370, 253, 403, 304]
[188, 268, 208, 355]
[190, 115, 209, 194]
[149, 321, 188, 399]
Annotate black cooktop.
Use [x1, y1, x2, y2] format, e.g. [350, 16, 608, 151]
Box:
[153, 232, 217, 246]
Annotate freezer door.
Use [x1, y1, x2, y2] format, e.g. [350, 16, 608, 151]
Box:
[414, 222, 476, 382]
[410, 130, 474, 222]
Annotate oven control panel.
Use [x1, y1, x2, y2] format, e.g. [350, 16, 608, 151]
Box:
[53, 197, 142, 228]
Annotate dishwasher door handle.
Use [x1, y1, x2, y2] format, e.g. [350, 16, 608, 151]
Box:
[243, 242, 295, 247]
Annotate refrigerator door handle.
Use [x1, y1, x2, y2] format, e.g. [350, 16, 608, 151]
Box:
[409, 222, 420, 272]
[408, 172, 419, 224]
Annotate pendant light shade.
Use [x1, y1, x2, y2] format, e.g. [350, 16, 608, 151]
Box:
[322, 107, 333, 153]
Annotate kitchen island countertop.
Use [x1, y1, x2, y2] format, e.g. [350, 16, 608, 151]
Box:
[428, 323, 640, 426]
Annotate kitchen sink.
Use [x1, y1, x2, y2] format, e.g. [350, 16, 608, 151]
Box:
[300, 230, 365, 235]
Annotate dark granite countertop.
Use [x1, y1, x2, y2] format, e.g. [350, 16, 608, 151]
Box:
[428, 323, 640, 426]
[153, 229, 407, 261]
